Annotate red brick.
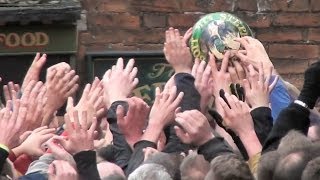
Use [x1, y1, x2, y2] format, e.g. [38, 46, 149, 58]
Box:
[143, 14, 166, 28]
[79, 32, 94, 45]
[77, 44, 86, 63]
[256, 28, 303, 42]
[97, 0, 128, 12]
[136, 44, 164, 50]
[308, 28, 320, 41]
[129, 0, 181, 12]
[269, 44, 319, 59]
[180, 0, 204, 12]
[236, 0, 257, 11]
[311, 0, 320, 12]
[85, 44, 110, 51]
[272, 59, 309, 74]
[180, 0, 235, 12]
[168, 14, 201, 28]
[270, 0, 309, 12]
[88, 13, 141, 29]
[79, 29, 165, 45]
[81, 0, 98, 11]
[106, 43, 137, 50]
[86, 43, 138, 51]
[238, 13, 272, 28]
[274, 13, 320, 27]
[86, 42, 164, 51]
[207, 0, 235, 12]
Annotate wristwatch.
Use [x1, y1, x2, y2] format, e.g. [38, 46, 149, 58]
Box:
[294, 100, 309, 109]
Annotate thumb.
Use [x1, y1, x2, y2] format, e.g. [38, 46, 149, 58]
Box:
[52, 136, 68, 150]
[48, 163, 56, 176]
[174, 126, 191, 144]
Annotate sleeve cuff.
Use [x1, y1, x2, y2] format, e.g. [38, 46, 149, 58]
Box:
[0, 144, 9, 153]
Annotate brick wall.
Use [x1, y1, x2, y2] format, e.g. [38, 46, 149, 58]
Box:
[79, 0, 320, 89]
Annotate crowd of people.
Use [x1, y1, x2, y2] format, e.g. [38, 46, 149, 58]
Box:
[0, 26, 319, 180]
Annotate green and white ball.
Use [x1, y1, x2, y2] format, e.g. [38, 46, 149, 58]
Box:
[190, 12, 253, 61]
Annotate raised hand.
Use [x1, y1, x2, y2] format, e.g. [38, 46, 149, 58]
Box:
[3, 81, 20, 102]
[3, 81, 21, 102]
[209, 52, 232, 97]
[88, 77, 106, 118]
[243, 63, 278, 109]
[22, 53, 47, 92]
[235, 36, 274, 75]
[102, 58, 138, 108]
[174, 110, 214, 146]
[46, 138, 76, 167]
[142, 86, 184, 143]
[217, 93, 262, 157]
[53, 111, 96, 154]
[182, 27, 193, 45]
[191, 59, 213, 113]
[228, 60, 246, 85]
[164, 27, 193, 73]
[149, 86, 184, 128]
[0, 99, 27, 149]
[209, 52, 232, 119]
[116, 97, 150, 148]
[43, 63, 79, 126]
[67, 80, 104, 126]
[48, 160, 78, 180]
[21, 80, 47, 130]
[12, 126, 55, 157]
[218, 93, 254, 136]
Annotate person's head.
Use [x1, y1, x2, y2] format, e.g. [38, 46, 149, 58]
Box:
[257, 150, 280, 180]
[97, 161, 125, 180]
[101, 174, 126, 180]
[144, 151, 183, 179]
[273, 146, 320, 180]
[128, 163, 172, 180]
[302, 156, 320, 180]
[180, 152, 210, 180]
[277, 130, 312, 156]
[97, 145, 117, 163]
[205, 154, 254, 180]
[273, 151, 307, 180]
[308, 110, 320, 141]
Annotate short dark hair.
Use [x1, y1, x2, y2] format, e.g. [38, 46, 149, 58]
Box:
[205, 154, 254, 180]
[180, 152, 210, 180]
[257, 150, 280, 180]
[97, 145, 117, 163]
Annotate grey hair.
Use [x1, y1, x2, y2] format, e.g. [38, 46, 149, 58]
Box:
[128, 163, 172, 180]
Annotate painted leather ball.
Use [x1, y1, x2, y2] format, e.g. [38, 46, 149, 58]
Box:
[190, 12, 253, 61]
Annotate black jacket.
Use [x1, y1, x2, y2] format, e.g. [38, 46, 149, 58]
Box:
[262, 103, 310, 153]
[74, 150, 100, 180]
